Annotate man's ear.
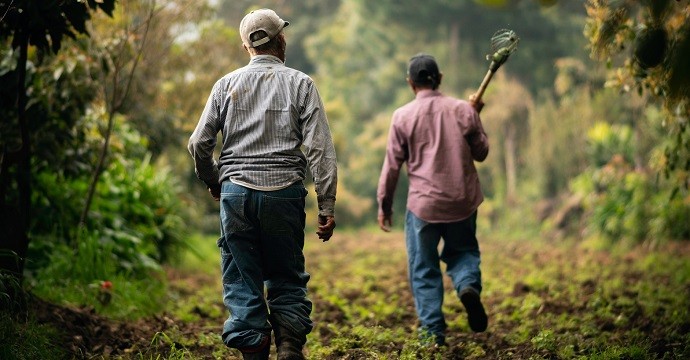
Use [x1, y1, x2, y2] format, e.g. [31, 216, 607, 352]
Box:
[407, 78, 415, 90]
[437, 73, 443, 86]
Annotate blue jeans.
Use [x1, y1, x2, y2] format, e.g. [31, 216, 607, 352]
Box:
[218, 181, 312, 350]
[405, 210, 482, 342]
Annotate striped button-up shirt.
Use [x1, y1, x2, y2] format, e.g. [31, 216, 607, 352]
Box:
[188, 55, 337, 216]
[377, 89, 488, 222]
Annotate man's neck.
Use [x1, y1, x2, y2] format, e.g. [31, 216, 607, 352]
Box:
[413, 86, 435, 95]
[250, 51, 285, 63]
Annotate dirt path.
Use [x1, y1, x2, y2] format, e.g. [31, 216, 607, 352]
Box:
[28, 232, 690, 359]
[29, 270, 226, 359]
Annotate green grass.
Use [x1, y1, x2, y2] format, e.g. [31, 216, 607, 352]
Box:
[301, 230, 690, 359]
[0, 312, 66, 360]
[30, 232, 167, 320]
[13, 228, 690, 359]
[170, 233, 221, 274]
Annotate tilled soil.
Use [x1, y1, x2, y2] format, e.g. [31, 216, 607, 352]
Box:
[25, 237, 690, 359]
[28, 295, 208, 359]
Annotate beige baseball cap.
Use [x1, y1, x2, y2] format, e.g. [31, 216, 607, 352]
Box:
[240, 9, 289, 48]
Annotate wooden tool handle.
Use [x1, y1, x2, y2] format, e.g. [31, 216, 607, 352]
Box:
[474, 68, 495, 104]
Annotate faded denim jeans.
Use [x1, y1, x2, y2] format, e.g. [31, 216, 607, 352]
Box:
[218, 181, 312, 350]
[405, 210, 482, 343]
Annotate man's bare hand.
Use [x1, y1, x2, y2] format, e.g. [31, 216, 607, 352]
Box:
[317, 215, 336, 242]
[378, 214, 392, 232]
[469, 93, 485, 113]
[208, 185, 221, 201]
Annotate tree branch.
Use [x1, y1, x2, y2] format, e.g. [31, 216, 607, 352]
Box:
[79, 1, 157, 229]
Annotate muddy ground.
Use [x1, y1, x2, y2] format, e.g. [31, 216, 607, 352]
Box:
[25, 234, 690, 359]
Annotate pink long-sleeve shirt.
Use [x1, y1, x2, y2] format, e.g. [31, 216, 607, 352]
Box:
[377, 89, 489, 223]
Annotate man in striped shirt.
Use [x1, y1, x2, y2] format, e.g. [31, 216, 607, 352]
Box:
[188, 8, 337, 360]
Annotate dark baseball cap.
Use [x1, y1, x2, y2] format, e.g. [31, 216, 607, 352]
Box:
[407, 53, 440, 87]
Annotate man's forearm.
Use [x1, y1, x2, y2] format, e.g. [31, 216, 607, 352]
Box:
[193, 155, 220, 187]
[315, 176, 336, 216]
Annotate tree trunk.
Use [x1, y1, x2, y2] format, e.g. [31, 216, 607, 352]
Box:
[633, 114, 644, 171]
[448, 21, 460, 90]
[504, 121, 517, 204]
[0, 147, 7, 226]
[0, 31, 31, 284]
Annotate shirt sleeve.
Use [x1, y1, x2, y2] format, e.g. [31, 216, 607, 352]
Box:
[377, 115, 407, 217]
[467, 107, 489, 162]
[188, 82, 221, 188]
[301, 81, 338, 217]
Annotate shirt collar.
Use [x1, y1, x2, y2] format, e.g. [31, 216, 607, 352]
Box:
[249, 55, 284, 65]
[415, 89, 441, 99]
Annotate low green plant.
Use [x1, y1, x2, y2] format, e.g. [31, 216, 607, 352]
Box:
[0, 251, 25, 313]
[28, 120, 189, 281]
[588, 345, 650, 360]
[531, 329, 557, 352]
[30, 231, 166, 319]
[137, 332, 192, 360]
[22, 121, 189, 323]
[93, 152, 187, 268]
[0, 312, 66, 360]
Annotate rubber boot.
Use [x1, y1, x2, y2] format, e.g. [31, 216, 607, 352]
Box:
[240, 335, 270, 360]
[273, 324, 305, 360]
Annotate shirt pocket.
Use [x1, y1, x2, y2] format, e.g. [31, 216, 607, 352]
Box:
[262, 106, 292, 139]
[232, 89, 293, 140]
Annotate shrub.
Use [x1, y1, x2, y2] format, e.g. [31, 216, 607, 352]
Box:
[570, 122, 690, 244]
[28, 120, 188, 278]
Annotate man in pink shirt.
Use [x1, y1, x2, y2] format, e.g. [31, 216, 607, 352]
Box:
[377, 53, 489, 346]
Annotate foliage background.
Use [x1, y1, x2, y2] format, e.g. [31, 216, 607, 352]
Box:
[0, 0, 688, 357]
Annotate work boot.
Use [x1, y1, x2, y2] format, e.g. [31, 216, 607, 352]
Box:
[459, 287, 488, 332]
[240, 335, 270, 360]
[273, 324, 306, 360]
